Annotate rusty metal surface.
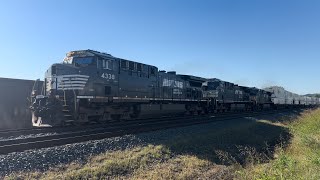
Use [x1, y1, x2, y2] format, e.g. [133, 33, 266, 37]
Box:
[0, 78, 43, 130]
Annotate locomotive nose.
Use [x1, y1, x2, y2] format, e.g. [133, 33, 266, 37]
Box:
[47, 63, 79, 76]
[45, 63, 79, 93]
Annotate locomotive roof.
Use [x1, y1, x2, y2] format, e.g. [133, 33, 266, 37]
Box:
[66, 49, 114, 58]
[207, 78, 222, 82]
[65, 49, 157, 68]
[177, 74, 207, 82]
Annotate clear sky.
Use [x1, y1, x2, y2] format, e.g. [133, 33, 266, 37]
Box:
[0, 0, 319, 94]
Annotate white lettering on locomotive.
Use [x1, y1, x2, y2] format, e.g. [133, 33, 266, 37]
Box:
[162, 78, 183, 89]
[173, 89, 183, 95]
[101, 73, 115, 80]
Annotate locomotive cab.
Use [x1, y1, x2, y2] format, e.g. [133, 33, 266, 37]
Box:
[30, 49, 162, 126]
[202, 80, 220, 98]
[31, 50, 120, 126]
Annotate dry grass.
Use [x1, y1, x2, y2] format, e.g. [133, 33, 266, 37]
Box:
[129, 155, 230, 180]
[7, 145, 171, 180]
[6, 145, 231, 180]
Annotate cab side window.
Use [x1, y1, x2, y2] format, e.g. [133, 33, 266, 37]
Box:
[121, 60, 127, 69]
[150, 67, 156, 76]
[137, 63, 142, 71]
[102, 59, 113, 70]
[129, 61, 134, 70]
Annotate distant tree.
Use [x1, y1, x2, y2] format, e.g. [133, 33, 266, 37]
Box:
[306, 94, 320, 98]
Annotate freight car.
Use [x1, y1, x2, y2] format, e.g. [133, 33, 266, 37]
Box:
[30, 50, 318, 126]
[263, 86, 318, 108]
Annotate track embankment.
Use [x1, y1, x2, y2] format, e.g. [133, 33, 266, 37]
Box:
[236, 108, 320, 179]
[0, 109, 305, 179]
[0, 110, 295, 155]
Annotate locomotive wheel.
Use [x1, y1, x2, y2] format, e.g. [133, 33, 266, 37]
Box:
[185, 111, 192, 116]
[111, 114, 121, 121]
[203, 108, 209, 114]
[78, 113, 89, 123]
[130, 105, 141, 119]
[99, 113, 111, 122]
[122, 112, 131, 120]
[130, 113, 139, 119]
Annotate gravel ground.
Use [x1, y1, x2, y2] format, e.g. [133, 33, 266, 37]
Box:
[0, 110, 302, 177]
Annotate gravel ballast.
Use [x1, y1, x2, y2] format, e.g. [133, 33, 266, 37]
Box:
[0, 133, 58, 142]
[0, 111, 301, 177]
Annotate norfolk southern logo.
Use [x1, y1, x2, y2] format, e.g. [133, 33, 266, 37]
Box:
[56, 75, 90, 90]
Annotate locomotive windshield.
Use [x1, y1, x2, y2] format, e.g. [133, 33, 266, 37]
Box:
[63, 56, 95, 67]
[73, 57, 94, 65]
[207, 81, 220, 90]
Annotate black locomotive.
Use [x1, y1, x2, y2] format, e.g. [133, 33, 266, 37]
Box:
[30, 49, 273, 126]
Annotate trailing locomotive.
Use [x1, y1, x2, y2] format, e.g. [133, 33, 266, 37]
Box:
[29, 50, 316, 126]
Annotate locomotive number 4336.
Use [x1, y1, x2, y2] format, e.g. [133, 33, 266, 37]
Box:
[101, 73, 115, 80]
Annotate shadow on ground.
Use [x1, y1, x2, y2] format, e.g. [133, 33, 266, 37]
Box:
[154, 109, 304, 165]
[257, 108, 305, 124]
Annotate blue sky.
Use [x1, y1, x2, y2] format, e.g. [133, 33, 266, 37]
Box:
[0, 0, 319, 94]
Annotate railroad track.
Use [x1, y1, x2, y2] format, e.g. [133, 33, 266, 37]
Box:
[0, 109, 303, 155]
[0, 108, 297, 138]
[0, 108, 288, 138]
[0, 111, 266, 138]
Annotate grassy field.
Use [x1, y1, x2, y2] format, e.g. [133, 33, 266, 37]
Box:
[7, 108, 320, 180]
[237, 108, 320, 179]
